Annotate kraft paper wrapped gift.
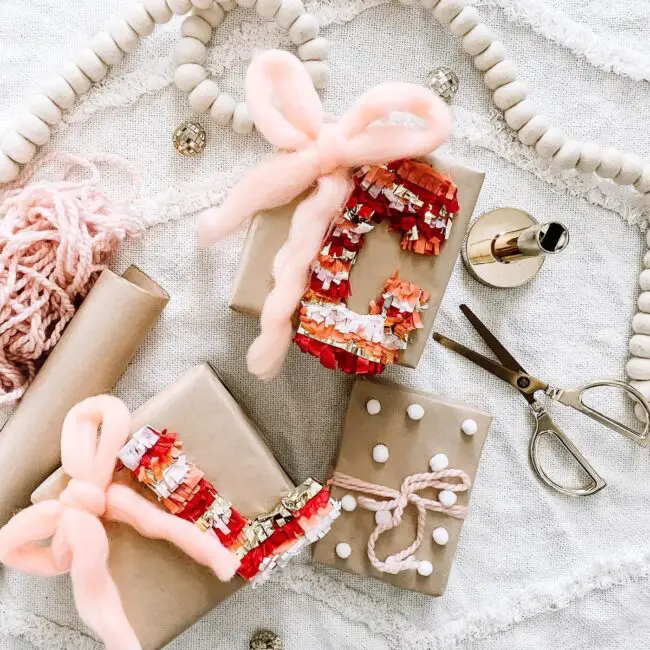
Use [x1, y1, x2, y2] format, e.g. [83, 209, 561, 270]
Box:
[229, 155, 484, 369]
[31, 364, 310, 650]
[0, 265, 168, 526]
[312, 378, 492, 596]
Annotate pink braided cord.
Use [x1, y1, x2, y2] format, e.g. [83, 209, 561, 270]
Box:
[0, 152, 144, 404]
[332, 469, 471, 574]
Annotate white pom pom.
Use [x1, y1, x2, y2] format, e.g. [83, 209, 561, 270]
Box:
[407, 404, 425, 421]
[439, 489, 457, 507]
[335, 542, 352, 559]
[372, 444, 389, 463]
[417, 560, 434, 577]
[366, 399, 381, 415]
[0, 151, 20, 184]
[432, 527, 449, 546]
[429, 453, 449, 472]
[341, 495, 357, 512]
[375, 510, 392, 526]
[461, 419, 478, 436]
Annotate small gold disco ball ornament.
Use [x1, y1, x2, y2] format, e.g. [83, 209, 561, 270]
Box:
[250, 630, 283, 650]
[426, 66, 460, 104]
[173, 120, 206, 156]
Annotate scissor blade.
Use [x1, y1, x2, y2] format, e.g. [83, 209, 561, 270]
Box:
[432, 332, 520, 388]
[459, 304, 528, 374]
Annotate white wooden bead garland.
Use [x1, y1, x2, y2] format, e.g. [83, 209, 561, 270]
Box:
[173, 0, 330, 132]
[0, 0, 330, 183]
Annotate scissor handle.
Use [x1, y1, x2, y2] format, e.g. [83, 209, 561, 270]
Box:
[548, 380, 650, 447]
[529, 404, 606, 497]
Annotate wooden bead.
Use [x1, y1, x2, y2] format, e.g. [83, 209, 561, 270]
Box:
[638, 292, 650, 313]
[504, 99, 535, 131]
[303, 60, 331, 89]
[216, 0, 237, 10]
[289, 13, 319, 44]
[646, 229, 650, 249]
[108, 18, 140, 53]
[232, 102, 254, 134]
[398, 0, 419, 4]
[174, 63, 207, 92]
[449, 6, 479, 36]
[473, 41, 506, 71]
[596, 147, 622, 179]
[634, 164, 650, 194]
[576, 142, 601, 174]
[166, 0, 193, 13]
[630, 335, 650, 358]
[144, 0, 173, 23]
[626, 357, 650, 380]
[61, 62, 92, 95]
[26, 94, 63, 125]
[174, 37, 207, 65]
[420, 0, 442, 8]
[0, 151, 20, 183]
[89, 32, 124, 66]
[275, 0, 305, 29]
[256, 0, 282, 19]
[462, 24, 493, 56]
[644, 193, 650, 210]
[192, 0, 215, 7]
[518, 114, 549, 146]
[42, 76, 76, 109]
[122, 3, 156, 37]
[484, 60, 516, 90]
[181, 16, 213, 43]
[297, 37, 329, 61]
[1, 131, 37, 164]
[493, 81, 527, 110]
[535, 127, 565, 159]
[194, 5, 225, 27]
[74, 49, 108, 83]
[188, 79, 221, 112]
[644, 251, 650, 269]
[236, 0, 257, 7]
[551, 139, 581, 170]
[14, 113, 50, 146]
[640, 269, 650, 291]
[433, 0, 466, 24]
[614, 153, 644, 186]
[210, 91, 236, 124]
[633, 313, 650, 334]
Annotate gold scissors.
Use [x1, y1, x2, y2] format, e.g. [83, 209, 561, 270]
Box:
[433, 305, 650, 497]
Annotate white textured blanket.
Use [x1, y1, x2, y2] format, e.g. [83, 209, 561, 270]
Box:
[1, 0, 649, 648]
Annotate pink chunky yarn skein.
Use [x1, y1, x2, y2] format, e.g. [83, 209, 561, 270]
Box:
[0, 153, 144, 404]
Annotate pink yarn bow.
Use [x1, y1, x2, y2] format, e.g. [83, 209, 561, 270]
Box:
[198, 50, 453, 380]
[332, 470, 470, 574]
[0, 396, 240, 650]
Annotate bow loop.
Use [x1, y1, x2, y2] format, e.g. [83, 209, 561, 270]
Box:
[59, 478, 106, 517]
[314, 123, 349, 176]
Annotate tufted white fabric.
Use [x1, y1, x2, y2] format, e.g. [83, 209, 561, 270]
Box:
[0, 1, 650, 649]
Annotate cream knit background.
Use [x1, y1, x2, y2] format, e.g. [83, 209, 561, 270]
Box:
[1, 0, 650, 648]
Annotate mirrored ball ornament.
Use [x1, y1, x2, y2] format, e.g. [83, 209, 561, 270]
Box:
[173, 120, 207, 156]
[426, 66, 460, 104]
[250, 630, 283, 650]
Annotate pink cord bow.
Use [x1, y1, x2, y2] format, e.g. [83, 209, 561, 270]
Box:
[198, 50, 452, 380]
[332, 470, 470, 574]
[0, 396, 240, 650]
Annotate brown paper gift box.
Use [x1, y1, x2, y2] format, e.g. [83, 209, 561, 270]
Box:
[312, 378, 492, 596]
[0, 265, 169, 526]
[31, 364, 295, 650]
[229, 154, 485, 368]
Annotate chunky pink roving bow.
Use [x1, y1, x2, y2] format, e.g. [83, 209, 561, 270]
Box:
[198, 50, 452, 380]
[0, 396, 240, 650]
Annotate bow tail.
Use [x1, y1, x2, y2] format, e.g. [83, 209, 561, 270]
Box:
[197, 151, 318, 247]
[247, 171, 352, 380]
[0, 501, 65, 576]
[64, 510, 141, 650]
[105, 484, 240, 582]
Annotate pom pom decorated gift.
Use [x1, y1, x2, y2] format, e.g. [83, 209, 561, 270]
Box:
[313, 378, 492, 596]
[27, 364, 339, 650]
[199, 50, 484, 380]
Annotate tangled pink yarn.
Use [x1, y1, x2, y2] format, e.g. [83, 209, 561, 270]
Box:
[0, 153, 144, 405]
